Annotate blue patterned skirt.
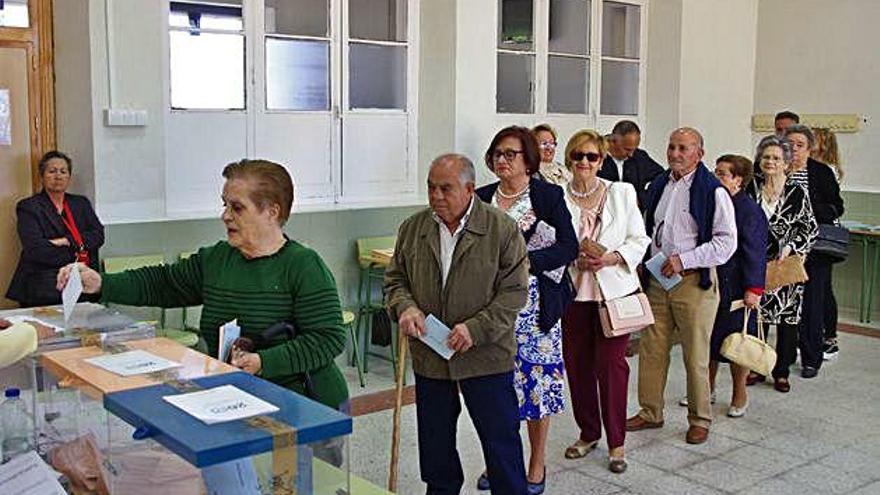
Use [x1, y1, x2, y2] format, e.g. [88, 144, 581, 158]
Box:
[514, 276, 566, 420]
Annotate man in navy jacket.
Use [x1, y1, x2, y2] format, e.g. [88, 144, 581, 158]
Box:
[598, 120, 664, 212]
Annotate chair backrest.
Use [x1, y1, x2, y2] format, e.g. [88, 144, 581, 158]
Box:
[101, 254, 166, 326]
[102, 254, 166, 273]
[356, 236, 396, 268]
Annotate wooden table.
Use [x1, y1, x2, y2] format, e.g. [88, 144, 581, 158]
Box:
[40, 337, 238, 400]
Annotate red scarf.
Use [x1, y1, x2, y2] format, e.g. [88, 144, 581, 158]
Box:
[60, 199, 90, 265]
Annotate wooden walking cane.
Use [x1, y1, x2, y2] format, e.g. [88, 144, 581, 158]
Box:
[388, 328, 409, 492]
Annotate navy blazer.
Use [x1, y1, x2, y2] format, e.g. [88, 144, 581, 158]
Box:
[6, 191, 104, 306]
[598, 148, 664, 211]
[476, 178, 578, 332]
[717, 191, 768, 301]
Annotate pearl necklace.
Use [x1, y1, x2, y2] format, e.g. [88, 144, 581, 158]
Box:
[496, 184, 530, 199]
[568, 179, 601, 199]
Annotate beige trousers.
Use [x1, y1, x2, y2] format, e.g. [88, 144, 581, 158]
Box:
[637, 270, 719, 428]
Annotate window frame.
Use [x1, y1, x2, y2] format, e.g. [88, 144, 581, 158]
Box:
[495, 0, 648, 125]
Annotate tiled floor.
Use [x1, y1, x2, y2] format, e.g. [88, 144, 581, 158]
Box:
[341, 331, 880, 494]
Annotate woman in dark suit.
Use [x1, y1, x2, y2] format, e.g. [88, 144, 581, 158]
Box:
[6, 151, 104, 307]
[708, 155, 768, 417]
[474, 126, 578, 494]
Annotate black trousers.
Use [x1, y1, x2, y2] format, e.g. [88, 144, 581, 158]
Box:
[415, 372, 527, 495]
[772, 323, 801, 379]
[824, 264, 838, 340]
[801, 255, 833, 369]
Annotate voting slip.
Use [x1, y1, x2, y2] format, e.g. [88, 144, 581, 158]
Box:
[218, 319, 241, 363]
[421, 315, 455, 360]
[0, 451, 66, 495]
[163, 384, 280, 425]
[62, 263, 83, 322]
[645, 252, 682, 291]
[84, 349, 182, 377]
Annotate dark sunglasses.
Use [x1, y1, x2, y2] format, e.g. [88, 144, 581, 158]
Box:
[570, 151, 602, 163]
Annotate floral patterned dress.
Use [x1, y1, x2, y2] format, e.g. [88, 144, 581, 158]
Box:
[494, 191, 566, 420]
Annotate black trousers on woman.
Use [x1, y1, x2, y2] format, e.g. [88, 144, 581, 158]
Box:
[772, 323, 802, 379]
[800, 254, 833, 370]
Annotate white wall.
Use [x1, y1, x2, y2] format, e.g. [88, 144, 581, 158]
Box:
[642, 0, 681, 161]
[678, 0, 758, 162]
[754, 0, 880, 192]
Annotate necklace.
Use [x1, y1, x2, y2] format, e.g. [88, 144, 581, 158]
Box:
[496, 183, 530, 199]
[568, 179, 601, 199]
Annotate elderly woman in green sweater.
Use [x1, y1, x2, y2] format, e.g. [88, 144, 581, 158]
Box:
[57, 159, 349, 410]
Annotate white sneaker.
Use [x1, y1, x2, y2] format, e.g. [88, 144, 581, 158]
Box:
[727, 401, 749, 418]
[678, 392, 716, 407]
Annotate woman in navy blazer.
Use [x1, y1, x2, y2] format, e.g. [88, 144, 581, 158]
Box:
[6, 151, 104, 307]
[475, 126, 577, 494]
[706, 155, 767, 417]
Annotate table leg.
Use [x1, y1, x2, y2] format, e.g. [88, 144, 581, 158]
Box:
[868, 239, 880, 323]
[860, 237, 869, 322]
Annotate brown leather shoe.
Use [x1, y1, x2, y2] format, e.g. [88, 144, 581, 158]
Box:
[686, 426, 709, 444]
[625, 415, 664, 431]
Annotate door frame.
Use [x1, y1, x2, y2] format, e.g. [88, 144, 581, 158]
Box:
[0, 0, 55, 192]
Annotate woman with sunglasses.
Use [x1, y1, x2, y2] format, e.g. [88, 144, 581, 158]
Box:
[559, 130, 650, 473]
[475, 126, 578, 494]
[532, 123, 571, 186]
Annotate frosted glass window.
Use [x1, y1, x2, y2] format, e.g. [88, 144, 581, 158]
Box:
[349, 43, 407, 109]
[497, 53, 534, 114]
[498, 0, 533, 51]
[602, 2, 640, 58]
[601, 60, 638, 115]
[170, 32, 245, 109]
[265, 0, 328, 37]
[549, 0, 589, 55]
[350, 0, 407, 42]
[548, 56, 587, 114]
[0, 0, 29, 28]
[266, 38, 330, 111]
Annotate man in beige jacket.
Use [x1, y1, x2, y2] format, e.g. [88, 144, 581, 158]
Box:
[385, 153, 530, 495]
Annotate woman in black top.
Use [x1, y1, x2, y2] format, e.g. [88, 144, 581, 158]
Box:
[6, 151, 104, 307]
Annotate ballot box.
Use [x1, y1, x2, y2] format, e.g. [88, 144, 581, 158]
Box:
[35, 336, 352, 494]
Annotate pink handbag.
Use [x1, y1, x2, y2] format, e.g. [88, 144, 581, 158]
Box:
[597, 291, 654, 338]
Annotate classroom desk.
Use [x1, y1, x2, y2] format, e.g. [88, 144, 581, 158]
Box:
[850, 229, 880, 323]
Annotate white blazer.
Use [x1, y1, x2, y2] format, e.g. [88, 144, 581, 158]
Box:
[565, 179, 651, 300]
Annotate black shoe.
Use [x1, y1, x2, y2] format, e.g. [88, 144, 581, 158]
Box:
[823, 339, 839, 360]
[802, 366, 819, 379]
[476, 473, 490, 491]
[527, 469, 546, 495]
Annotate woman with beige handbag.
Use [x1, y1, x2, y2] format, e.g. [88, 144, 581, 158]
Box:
[746, 136, 818, 393]
[560, 130, 651, 473]
[701, 156, 768, 418]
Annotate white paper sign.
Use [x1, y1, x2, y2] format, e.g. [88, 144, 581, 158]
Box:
[62, 264, 83, 322]
[163, 385, 280, 425]
[0, 89, 10, 146]
[84, 350, 182, 377]
[0, 451, 66, 495]
[421, 315, 455, 360]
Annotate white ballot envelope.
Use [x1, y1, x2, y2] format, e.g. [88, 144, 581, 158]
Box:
[645, 252, 682, 291]
[62, 263, 83, 322]
[421, 315, 455, 360]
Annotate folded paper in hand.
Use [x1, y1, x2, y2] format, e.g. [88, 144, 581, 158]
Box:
[421, 315, 455, 360]
[526, 221, 566, 283]
[645, 252, 682, 291]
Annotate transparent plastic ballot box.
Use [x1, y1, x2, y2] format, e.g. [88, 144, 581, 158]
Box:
[0, 303, 155, 457]
[102, 371, 353, 495]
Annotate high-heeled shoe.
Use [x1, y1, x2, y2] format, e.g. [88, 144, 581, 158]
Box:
[526, 468, 546, 495]
[609, 457, 628, 473]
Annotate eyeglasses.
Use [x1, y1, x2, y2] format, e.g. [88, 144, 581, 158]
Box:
[492, 149, 525, 162]
[539, 141, 557, 149]
[569, 151, 602, 163]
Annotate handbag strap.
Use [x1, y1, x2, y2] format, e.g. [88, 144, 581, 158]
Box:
[742, 305, 767, 341]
